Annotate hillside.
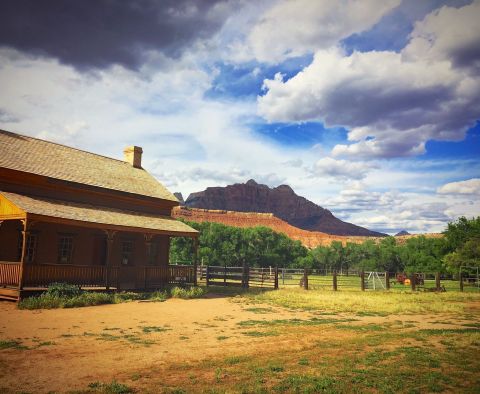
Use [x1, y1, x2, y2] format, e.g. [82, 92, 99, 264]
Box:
[184, 179, 385, 237]
[172, 206, 375, 248]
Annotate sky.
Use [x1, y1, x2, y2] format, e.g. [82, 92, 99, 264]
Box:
[0, 0, 479, 235]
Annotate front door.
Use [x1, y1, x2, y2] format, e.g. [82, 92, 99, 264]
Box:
[92, 235, 107, 265]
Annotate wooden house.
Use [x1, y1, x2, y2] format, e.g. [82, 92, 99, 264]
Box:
[0, 129, 198, 300]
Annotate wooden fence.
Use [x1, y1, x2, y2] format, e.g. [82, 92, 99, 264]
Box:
[200, 265, 278, 289]
[197, 266, 476, 292]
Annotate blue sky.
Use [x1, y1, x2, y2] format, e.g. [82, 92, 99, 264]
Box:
[0, 0, 479, 234]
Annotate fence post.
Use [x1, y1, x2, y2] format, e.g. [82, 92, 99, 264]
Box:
[385, 271, 390, 290]
[435, 272, 441, 291]
[459, 271, 463, 292]
[224, 264, 227, 287]
[245, 264, 250, 289]
[274, 266, 279, 290]
[410, 273, 416, 291]
[360, 271, 365, 291]
[303, 268, 309, 290]
[206, 265, 210, 287]
[333, 270, 338, 291]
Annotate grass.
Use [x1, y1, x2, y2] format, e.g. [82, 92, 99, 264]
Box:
[245, 287, 480, 315]
[18, 285, 205, 309]
[0, 340, 28, 350]
[87, 380, 133, 393]
[151, 326, 480, 393]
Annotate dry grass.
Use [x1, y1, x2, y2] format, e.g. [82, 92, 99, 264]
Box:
[244, 287, 480, 315]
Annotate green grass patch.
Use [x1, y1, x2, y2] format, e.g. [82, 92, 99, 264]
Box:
[242, 330, 278, 337]
[0, 340, 28, 350]
[87, 380, 133, 393]
[237, 317, 356, 328]
[244, 307, 275, 314]
[140, 326, 170, 333]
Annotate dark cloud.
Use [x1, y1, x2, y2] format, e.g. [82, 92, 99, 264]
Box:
[0, 0, 231, 70]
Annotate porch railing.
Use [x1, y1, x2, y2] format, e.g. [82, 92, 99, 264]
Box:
[0, 262, 195, 290]
[0, 261, 21, 286]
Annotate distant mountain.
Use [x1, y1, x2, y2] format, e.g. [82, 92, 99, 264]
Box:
[174, 192, 185, 205]
[395, 230, 411, 236]
[184, 179, 386, 237]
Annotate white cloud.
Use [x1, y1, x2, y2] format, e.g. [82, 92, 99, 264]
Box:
[310, 157, 377, 180]
[437, 178, 480, 195]
[323, 182, 471, 234]
[258, 1, 480, 158]
[404, 0, 480, 73]
[238, 0, 400, 63]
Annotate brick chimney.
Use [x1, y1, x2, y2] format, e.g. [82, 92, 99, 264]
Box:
[123, 146, 143, 168]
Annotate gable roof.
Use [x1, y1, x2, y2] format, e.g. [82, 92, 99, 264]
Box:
[0, 129, 178, 202]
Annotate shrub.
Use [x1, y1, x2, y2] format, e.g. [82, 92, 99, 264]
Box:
[45, 282, 83, 298]
[170, 286, 205, 299]
[19, 291, 114, 310]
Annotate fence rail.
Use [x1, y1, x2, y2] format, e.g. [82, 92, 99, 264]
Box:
[198, 265, 478, 292]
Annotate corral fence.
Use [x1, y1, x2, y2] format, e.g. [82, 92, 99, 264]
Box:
[196, 265, 478, 292]
[197, 265, 277, 289]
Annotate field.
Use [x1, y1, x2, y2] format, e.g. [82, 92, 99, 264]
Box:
[0, 288, 479, 393]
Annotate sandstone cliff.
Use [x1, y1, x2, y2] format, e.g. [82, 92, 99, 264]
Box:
[185, 179, 385, 237]
[172, 206, 374, 248]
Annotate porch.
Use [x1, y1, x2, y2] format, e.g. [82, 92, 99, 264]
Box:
[0, 261, 196, 300]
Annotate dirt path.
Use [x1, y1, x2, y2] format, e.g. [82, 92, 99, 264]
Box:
[0, 296, 477, 393]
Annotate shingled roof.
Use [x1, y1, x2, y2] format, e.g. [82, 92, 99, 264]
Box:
[0, 129, 178, 202]
[1, 191, 197, 236]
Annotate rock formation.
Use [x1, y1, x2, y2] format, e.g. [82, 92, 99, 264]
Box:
[395, 230, 410, 236]
[185, 179, 385, 236]
[172, 207, 375, 248]
[173, 192, 185, 205]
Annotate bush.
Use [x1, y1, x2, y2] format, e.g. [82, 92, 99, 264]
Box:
[45, 282, 83, 298]
[170, 286, 205, 299]
[19, 291, 114, 310]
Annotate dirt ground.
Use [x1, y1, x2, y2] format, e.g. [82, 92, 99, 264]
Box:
[0, 295, 477, 393]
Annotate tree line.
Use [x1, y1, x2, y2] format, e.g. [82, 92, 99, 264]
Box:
[170, 216, 480, 273]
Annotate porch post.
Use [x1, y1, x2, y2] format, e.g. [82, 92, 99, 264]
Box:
[104, 230, 116, 290]
[143, 233, 154, 289]
[193, 237, 199, 286]
[18, 219, 29, 291]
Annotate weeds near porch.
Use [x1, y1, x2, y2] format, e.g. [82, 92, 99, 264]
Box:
[18, 284, 204, 309]
[18, 291, 114, 310]
[170, 286, 204, 299]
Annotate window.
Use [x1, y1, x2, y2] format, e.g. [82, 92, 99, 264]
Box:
[58, 236, 74, 264]
[17, 232, 38, 263]
[25, 234, 37, 263]
[121, 241, 134, 265]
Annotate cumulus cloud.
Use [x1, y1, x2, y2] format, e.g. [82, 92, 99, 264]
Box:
[437, 178, 480, 195]
[0, 0, 234, 70]
[239, 0, 400, 63]
[258, 1, 480, 158]
[324, 183, 463, 234]
[309, 157, 378, 180]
